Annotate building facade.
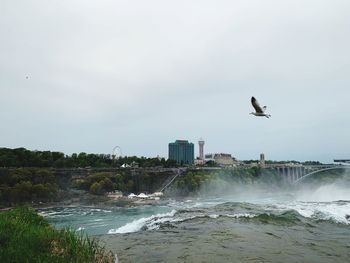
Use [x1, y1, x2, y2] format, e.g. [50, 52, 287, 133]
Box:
[205, 153, 237, 167]
[169, 140, 194, 165]
[260, 153, 265, 167]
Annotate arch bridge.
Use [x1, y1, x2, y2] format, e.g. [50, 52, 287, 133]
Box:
[270, 165, 350, 185]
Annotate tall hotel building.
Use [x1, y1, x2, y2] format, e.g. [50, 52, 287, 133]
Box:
[168, 140, 194, 165]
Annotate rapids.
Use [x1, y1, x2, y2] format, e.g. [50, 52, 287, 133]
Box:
[39, 181, 350, 262]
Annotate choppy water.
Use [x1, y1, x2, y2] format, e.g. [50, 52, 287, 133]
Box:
[39, 185, 350, 263]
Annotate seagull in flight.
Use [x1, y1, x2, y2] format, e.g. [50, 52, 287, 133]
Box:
[250, 96, 271, 118]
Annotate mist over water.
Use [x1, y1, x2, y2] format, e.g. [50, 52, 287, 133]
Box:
[40, 171, 350, 262]
[296, 183, 350, 202]
[295, 173, 350, 202]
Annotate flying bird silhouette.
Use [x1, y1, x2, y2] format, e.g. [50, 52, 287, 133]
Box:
[250, 96, 271, 118]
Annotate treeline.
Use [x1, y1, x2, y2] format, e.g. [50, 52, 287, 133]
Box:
[0, 168, 58, 206]
[0, 147, 177, 168]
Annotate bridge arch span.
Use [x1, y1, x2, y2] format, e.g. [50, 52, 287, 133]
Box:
[294, 166, 350, 185]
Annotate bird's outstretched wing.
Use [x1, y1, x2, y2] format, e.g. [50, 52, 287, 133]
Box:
[251, 97, 264, 113]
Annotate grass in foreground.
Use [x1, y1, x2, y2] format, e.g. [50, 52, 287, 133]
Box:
[0, 207, 115, 263]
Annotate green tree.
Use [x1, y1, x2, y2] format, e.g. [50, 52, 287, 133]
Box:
[126, 180, 134, 192]
[100, 178, 115, 192]
[12, 181, 33, 202]
[89, 182, 103, 195]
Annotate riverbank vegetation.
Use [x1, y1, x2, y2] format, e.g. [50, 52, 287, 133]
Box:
[0, 207, 115, 263]
[74, 170, 173, 196]
[0, 168, 58, 207]
[74, 172, 134, 195]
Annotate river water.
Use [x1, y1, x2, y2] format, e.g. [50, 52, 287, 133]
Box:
[39, 182, 350, 263]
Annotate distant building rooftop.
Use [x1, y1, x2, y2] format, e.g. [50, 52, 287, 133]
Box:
[173, 140, 190, 144]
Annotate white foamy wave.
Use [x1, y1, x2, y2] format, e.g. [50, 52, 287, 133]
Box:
[274, 201, 350, 224]
[38, 207, 113, 220]
[225, 213, 257, 218]
[38, 211, 77, 218]
[108, 210, 177, 234]
[90, 208, 112, 213]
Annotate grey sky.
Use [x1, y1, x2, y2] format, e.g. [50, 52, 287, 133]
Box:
[1, 0, 349, 162]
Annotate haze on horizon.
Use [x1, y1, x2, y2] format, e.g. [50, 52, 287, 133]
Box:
[1, 0, 349, 163]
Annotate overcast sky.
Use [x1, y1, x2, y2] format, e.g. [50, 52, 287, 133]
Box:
[1, 0, 349, 162]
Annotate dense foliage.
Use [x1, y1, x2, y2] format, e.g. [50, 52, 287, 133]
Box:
[74, 170, 173, 195]
[0, 207, 115, 263]
[0, 168, 58, 206]
[0, 147, 177, 168]
[74, 172, 134, 195]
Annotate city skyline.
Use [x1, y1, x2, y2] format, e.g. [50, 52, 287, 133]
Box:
[1, 0, 350, 163]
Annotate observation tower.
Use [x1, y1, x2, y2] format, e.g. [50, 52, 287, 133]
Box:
[198, 138, 205, 160]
